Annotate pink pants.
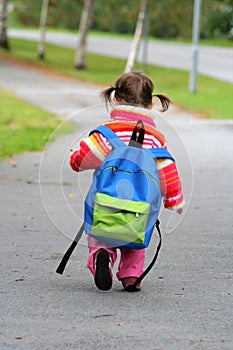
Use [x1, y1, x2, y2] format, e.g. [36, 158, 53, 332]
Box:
[87, 236, 145, 280]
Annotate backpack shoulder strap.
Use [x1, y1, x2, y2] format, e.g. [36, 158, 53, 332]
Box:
[89, 125, 126, 149]
[149, 147, 175, 162]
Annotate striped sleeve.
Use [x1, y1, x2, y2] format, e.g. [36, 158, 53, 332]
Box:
[157, 158, 184, 210]
[69, 133, 112, 172]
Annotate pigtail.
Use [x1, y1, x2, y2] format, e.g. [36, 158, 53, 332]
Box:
[155, 93, 172, 112]
[100, 86, 116, 106]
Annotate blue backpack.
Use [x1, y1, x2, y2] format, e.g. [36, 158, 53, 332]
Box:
[84, 121, 174, 250]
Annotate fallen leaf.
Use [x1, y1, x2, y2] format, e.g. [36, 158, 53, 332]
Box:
[118, 323, 124, 327]
[15, 336, 23, 340]
[175, 292, 183, 296]
[194, 205, 201, 209]
[15, 278, 24, 282]
[69, 193, 76, 198]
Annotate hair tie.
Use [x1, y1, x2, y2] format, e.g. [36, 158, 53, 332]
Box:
[151, 92, 156, 97]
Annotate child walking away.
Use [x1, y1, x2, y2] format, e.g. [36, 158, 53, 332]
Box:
[70, 71, 184, 292]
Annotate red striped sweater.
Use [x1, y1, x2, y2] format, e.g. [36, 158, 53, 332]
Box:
[70, 105, 184, 210]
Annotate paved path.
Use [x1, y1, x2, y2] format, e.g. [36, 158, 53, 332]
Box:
[0, 59, 233, 350]
[9, 29, 233, 84]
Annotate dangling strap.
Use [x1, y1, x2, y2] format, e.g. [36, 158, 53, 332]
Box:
[124, 220, 162, 292]
[128, 120, 145, 148]
[56, 223, 85, 275]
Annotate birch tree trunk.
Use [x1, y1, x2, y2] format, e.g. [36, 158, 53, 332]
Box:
[74, 0, 94, 69]
[0, 0, 9, 50]
[38, 0, 49, 60]
[125, 0, 148, 73]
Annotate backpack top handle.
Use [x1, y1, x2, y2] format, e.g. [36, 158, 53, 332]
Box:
[128, 120, 145, 148]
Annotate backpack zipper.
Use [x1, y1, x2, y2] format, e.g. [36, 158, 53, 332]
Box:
[101, 166, 160, 190]
[101, 166, 131, 175]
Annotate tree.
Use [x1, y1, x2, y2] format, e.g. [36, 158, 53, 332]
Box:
[38, 0, 50, 60]
[125, 0, 148, 72]
[0, 0, 9, 49]
[74, 0, 95, 69]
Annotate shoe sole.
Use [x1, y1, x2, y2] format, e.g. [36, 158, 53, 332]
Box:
[95, 249, 112, 291]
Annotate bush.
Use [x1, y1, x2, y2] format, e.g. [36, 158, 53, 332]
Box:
[202, 1, 233, 39]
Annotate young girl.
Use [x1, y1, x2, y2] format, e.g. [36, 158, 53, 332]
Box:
[70, 71, 184, 292]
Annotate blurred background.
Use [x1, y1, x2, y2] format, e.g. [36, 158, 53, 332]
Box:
[7, 0, 233, 41]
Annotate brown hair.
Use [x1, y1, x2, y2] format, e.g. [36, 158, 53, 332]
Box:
[100, 71, 172, 112]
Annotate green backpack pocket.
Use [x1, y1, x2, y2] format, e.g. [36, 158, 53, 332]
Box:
[91, 192, 150, 246]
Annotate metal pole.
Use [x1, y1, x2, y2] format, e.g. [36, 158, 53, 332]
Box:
[189, 0, 202, 93]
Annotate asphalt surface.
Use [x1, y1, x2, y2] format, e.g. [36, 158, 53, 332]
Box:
[0, 58, 233, 350]
[9, 29, 233, 84]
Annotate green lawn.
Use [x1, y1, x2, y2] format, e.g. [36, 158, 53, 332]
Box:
[147, 66, 233, 119]
[0, 89, 74, 159]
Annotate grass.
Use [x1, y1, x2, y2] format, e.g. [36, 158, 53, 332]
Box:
[1, 38, 232, 120]
[0, 89, 74, 159]
[146, 66, 233, 119]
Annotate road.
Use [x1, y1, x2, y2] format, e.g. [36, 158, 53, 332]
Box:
[0, 58, 233, 349]
[9, 29, 233, 84]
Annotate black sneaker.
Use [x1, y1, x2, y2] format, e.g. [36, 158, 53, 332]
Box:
[94, 249, 113, 291]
